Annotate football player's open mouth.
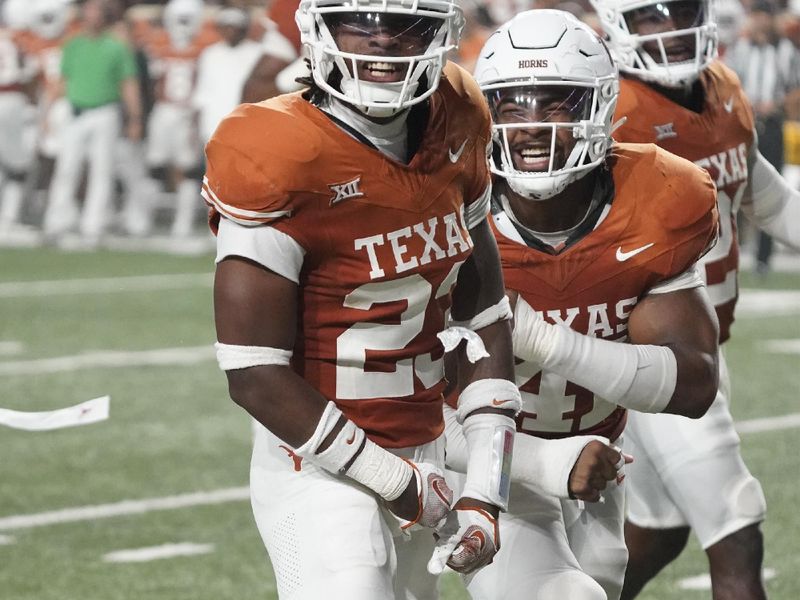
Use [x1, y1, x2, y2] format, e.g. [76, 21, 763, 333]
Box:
[513, 142, 559, 172]
[358, 60, 408, 83]
[660, 40, 695, 63]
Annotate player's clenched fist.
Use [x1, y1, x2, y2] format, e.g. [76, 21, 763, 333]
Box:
[427, 500, 500, 575]
[569, 441, 633, 503]
[385, 461, 453, 531]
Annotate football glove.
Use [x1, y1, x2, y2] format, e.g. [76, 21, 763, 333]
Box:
[393, 461, 453, 532]
[427, 503, 499, 575]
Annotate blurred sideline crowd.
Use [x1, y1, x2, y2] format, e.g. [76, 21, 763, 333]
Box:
[0, 0, 799, 268]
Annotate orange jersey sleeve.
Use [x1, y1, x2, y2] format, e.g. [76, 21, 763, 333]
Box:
[203, 95, 315, 235]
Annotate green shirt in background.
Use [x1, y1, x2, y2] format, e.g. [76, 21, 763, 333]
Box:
[61, 33, 138, 109]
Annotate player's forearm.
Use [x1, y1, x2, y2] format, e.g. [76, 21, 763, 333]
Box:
[513, 299, 715, 418]
[443, 403, 604, 498]
[663, 342, 718, 418]
[745, 149, 800, 250]
[456, 319, 515, 398]
[225, 364, 332, 447]
[225, 363, 417, 506]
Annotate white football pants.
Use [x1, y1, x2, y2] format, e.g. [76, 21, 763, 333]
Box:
[43, 103, 120, 238]
[250, 421, 445, 600]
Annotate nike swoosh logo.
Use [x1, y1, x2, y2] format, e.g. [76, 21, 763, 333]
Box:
[616, 243, 654, 261]
[491, 398, 515, 406]
[723, 97, 734, 113]
[449, 139, 468, 163]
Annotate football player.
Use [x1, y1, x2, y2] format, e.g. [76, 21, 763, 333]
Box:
[590, 0, 800, 597]
[204, 1, 521, 598]
[29, 0, 74, 169]
[145, 0, 213, 237]
[443, 10, 720, 599]
[0, 0, 37, 233]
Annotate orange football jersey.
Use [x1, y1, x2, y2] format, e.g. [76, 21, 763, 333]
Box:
[204, 63, 492, 448]
[23, 23, 80, 88]
[494, 144, 718, 441]
[146, 28, 218, 105]
[0, 30, 33, 90]
[613, 61, 754, 342]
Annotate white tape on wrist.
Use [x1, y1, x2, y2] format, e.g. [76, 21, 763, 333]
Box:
[437, 327, 490, 363]
[345, 439, 414, 502]
[461, 412, 516, 511]
[293, 401, 412, 501]
[215, 342, 292, 370]
[451, 296, 513, 331]
[514, 433, 609, 499]
[456, 378, 522, 423]
[294, 401, 352, 470]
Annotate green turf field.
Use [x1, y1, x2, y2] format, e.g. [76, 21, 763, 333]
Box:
[0, 247, 798, 599]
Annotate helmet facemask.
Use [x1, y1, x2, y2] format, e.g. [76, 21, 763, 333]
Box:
[297, 0, 464, 117]
[602, 0, 717, 87]
[484, 80, 618, 201]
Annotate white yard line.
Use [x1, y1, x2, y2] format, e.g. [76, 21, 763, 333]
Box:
[1, 413, 799, 533]
[736, 413, 800, 434]
[678, 568, 776, 590]
[103, 543, 214, 563]
[737, 289, 800, 318]
[0, 346, 215, 376]
[0, 487, 249, 531]
[0, 273, 212, 299]
[760, 339, 800, 354]
[0, 341, 23, 356]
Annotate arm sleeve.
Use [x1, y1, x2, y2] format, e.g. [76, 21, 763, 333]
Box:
[444, 403, 609, 499]
[742, 147, 800, 250]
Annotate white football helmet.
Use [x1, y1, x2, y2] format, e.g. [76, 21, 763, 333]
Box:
[2, 0, 34, 30]
[590, 0, 717, 87]
[164, 0, 204, 49]
[31, 0, 70, 40]
[296, 0, 465, 117]
[474, 9, 619, 201]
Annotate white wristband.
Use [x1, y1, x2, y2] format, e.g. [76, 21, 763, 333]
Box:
[215, 342, 292, 370]
[461, 412, 516, 511]
[294, 402, 362, 473]
[456, 378, 522, 423]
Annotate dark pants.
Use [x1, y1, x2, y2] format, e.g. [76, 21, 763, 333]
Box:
[755, 114, 784, 270]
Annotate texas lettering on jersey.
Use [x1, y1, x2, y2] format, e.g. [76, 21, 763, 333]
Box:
[354, 209, 473, 280]
[493, 144, 718, 441]
[614, 61, 755, 341]
[203, 63, 492, 448]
